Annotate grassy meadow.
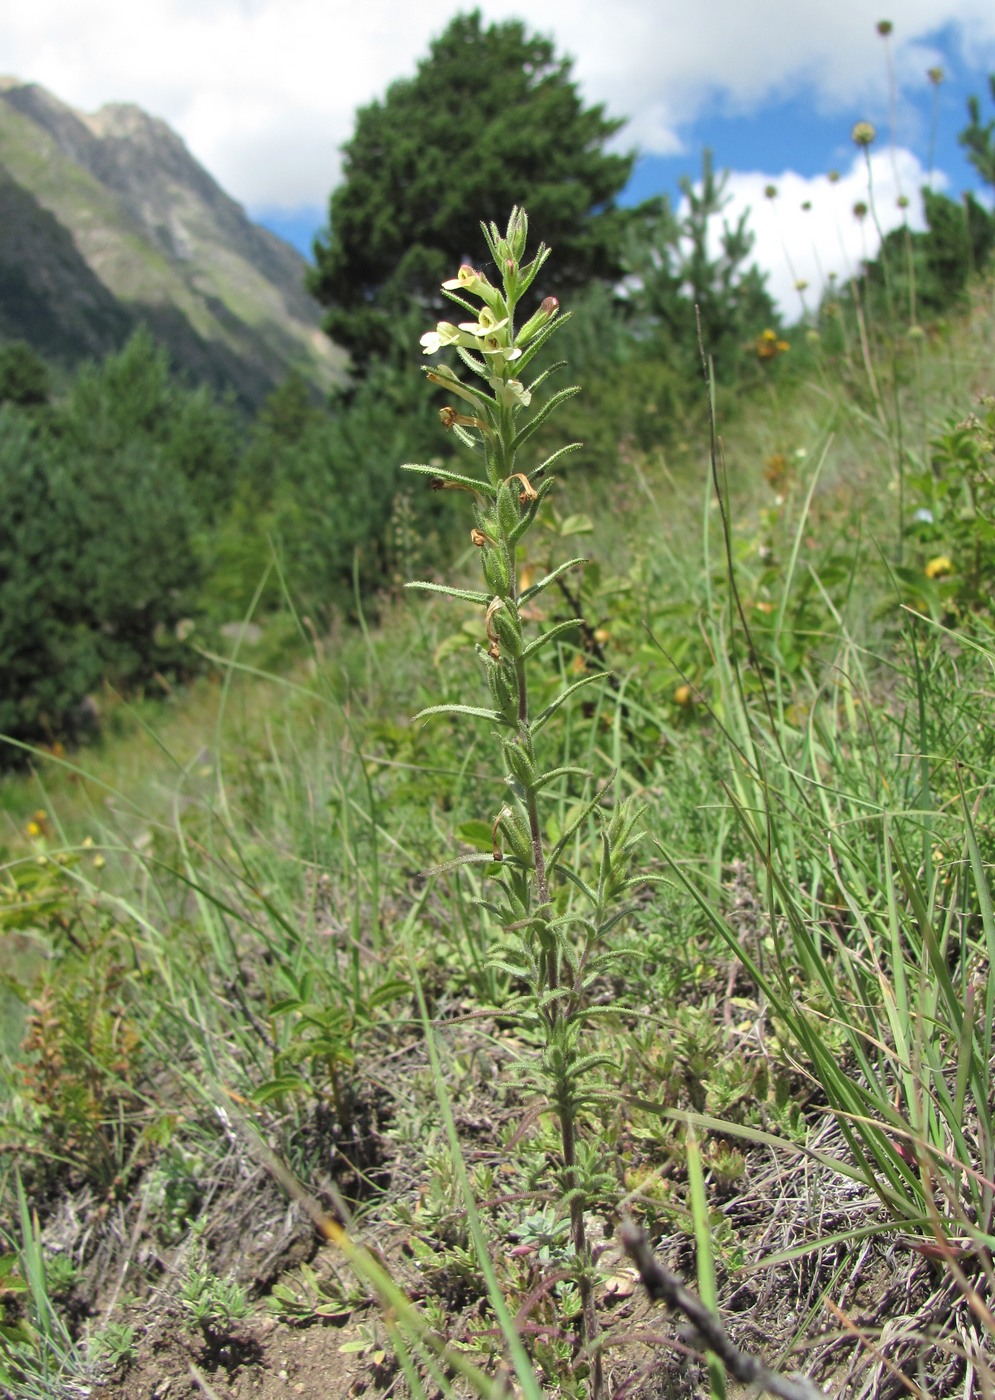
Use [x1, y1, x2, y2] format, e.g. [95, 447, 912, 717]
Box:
[3, 206, 995, 1400]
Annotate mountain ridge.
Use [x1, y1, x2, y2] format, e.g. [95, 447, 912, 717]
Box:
[0, 78, 345, 405]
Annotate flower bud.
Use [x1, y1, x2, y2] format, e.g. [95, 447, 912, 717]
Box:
[517, 296, 560, 346]
[505, 207, 529, 261]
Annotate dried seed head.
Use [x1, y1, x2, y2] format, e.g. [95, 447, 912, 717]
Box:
[485, 597, 504, 659]
[490, 808, 509, 862]
[508, 472, 538, 504]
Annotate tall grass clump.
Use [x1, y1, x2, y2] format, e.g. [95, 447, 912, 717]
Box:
[641, 365, 995, 1390]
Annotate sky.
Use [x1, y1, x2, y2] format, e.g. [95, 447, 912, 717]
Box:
[6, 1, 995, 321]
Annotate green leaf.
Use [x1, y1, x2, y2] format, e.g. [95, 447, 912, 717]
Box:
[547, 777, 614, 868]
[413, 702, 507, 724]
[687, 1128, 726, 1400]
[533, 765, 593, 790]
[531, 672, 608, 734]
[368, 980, 413, 1010]
[520, 619, 580, 660]
[267, 998, 304, 1016]
[406, 581, 491, 606]
[535, 441, 583, 476]
[559, 513, 593, 535]
[424, 852, 504, 876]
[401, 463, 494, 495]
[520, 557, 588, 604]
[457, 819, 496, 852]
[251, 1076, 311, 1104]
[509, 385, 581, 454]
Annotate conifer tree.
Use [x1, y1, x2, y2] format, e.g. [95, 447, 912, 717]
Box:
[311, 10, 640, 368]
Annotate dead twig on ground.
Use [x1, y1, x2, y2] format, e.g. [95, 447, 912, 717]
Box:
[620, 1220, 831, 1400]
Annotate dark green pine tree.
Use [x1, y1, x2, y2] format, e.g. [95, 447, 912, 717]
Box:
[310, 10, 643, 369]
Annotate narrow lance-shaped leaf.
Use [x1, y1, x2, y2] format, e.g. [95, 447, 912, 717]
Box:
[531, 672, 609, 735]
[521, 619, 584, 660]
[413, 701, 509, 724]
[401, 463, 496, 496]
[520, 557, 589, 604]
[406, 580, 491, 605]
[536, 443, 583, 478]
[510, 385, 581, 454]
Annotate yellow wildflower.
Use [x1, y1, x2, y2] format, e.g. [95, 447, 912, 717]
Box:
[755, 329, 789, 361]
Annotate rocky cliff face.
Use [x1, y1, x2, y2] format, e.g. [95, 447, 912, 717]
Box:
[0, 79, 345, 405]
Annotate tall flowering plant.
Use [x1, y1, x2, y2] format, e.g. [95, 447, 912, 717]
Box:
[404, 209, 641, 1392]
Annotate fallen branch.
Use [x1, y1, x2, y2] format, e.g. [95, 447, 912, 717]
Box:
[619, 1220, 831, 1400]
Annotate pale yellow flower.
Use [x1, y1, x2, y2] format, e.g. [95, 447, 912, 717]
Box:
[442, 264, 488, 293]
[420, 322, 464, 355]
[494, 378, 532, 408]
[457, 307, 508, 338]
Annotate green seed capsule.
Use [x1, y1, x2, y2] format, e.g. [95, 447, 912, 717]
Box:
[497, 481, 520, 538]
[483, 547, 511, 596]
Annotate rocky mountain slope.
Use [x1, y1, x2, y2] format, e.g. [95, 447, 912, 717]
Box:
[0, 79, 346, 404]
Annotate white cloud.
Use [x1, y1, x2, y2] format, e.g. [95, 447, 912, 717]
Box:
[713, 149, 945, 320]
[4, 0, 995, 208]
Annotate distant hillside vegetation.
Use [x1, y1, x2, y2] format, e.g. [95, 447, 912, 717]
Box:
[0, 78, 346, 405]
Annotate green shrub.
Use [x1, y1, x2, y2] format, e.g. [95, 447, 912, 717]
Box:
[0, 334, 210, 756]
[0, 406, 101, 748]
[0, 343, 50, 409]
[208, 361, 450, 620]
